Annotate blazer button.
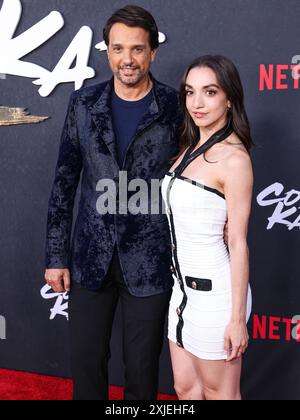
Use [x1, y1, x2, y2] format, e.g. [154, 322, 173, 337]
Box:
[176, 308, 181, 316]
[171, 244, 176, 251]
[170, 265, 175, 273]
[176, 341, 183, 348]
[192, 281, 197, 290]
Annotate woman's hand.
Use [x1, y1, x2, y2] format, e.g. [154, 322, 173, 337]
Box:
[224, 320, 249, 362]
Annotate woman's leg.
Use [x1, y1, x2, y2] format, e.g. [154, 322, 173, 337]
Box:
[169, 341, 205, 400]
[195, 357, 243, 401]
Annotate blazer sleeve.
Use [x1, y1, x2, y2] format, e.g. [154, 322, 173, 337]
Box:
[45, 92, 83, 269]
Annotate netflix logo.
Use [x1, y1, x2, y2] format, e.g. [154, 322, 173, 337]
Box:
[259, 57, 300, 91]
[252, 314, 300, 342]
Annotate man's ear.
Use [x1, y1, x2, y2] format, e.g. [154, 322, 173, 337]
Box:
[151, 49, 158, 63]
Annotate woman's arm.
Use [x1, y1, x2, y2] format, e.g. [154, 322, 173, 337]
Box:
[222, 149, 254, 362]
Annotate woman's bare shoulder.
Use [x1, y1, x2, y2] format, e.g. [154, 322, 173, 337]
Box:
[219, 134, 251, 167]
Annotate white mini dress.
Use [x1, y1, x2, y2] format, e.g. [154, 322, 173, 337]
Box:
[162, 171, 252, 360]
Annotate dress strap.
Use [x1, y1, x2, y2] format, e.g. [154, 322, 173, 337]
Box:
[172, 118, 234, 178]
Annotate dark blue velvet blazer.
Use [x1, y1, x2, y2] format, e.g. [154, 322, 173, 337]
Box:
[46, 77, 181, 296]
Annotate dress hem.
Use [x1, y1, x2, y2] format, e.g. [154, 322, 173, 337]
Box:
[168, 337, 228, 361]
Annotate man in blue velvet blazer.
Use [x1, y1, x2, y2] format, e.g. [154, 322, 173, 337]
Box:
[45, 5, 180, 400]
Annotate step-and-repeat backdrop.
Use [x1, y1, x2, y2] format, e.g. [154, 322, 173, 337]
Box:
[0, 0, 299, 400]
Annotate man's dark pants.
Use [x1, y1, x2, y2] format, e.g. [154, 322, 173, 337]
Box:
[69, 248, 172, 400]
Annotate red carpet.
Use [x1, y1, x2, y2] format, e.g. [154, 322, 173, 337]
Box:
[0, 369, 176, 400]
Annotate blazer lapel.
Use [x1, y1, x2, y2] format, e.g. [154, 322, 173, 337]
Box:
[90, 80, 119, 165]
[89, 77, 164, 166]
[135, 80, 163, 137]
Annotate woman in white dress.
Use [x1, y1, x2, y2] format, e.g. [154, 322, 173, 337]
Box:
[161, 55, 253, 400]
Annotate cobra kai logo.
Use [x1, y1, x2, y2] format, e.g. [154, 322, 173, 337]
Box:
[40, 285, 69, 321]
[0, 0, 166, 97]
[257, 183, 300, 231]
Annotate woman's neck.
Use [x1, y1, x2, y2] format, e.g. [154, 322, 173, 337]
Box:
[198, 115, 229, 147]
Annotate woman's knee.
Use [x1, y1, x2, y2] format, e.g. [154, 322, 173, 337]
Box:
[174, 380, 204, 400]
[203, 385, 241, 401]
[174, 381, 190, 400]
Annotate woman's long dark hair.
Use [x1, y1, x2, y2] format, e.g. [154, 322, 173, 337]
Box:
[175, 55, 253, 162]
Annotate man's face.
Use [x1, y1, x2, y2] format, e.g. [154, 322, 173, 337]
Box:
[107, 23, 157, 86]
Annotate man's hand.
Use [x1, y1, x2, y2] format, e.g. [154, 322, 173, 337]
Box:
[45, 269, 71, 293]
[224, 221, 229, 246]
